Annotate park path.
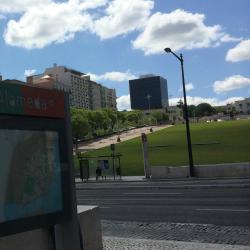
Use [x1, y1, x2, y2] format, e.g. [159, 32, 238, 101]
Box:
[78, 124, 172, 152]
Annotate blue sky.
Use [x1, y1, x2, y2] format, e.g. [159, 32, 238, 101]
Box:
[0, 0, 250, 110]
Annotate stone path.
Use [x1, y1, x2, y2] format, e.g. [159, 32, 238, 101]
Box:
[103, 237, 250, 250]
[102, 220, 250, 246]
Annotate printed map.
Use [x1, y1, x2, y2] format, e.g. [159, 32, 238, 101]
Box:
[0, 130, 63, 223]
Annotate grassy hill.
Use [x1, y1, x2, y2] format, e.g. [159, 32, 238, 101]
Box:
[81, 119, 250, 176]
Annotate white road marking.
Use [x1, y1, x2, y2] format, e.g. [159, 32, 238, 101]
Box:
[78, 198, 181, 201]
[100, 206, 112, 209]
[196, 208, 250, 212]
[123, 193, 182, 195]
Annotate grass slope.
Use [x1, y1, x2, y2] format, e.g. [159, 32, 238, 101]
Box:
[83, 120, 250, 176]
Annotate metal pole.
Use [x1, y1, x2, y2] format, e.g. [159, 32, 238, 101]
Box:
[180, 54, 194, 177]
[118, 156, 122, 180]
[112, 153, 115, 180]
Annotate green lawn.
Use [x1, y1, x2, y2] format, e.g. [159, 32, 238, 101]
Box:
[82, 120, 250, 176]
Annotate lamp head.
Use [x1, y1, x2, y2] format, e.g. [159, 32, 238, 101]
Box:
[164, 48, 172, 53]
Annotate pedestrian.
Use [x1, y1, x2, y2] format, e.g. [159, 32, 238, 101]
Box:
[96, 166, 102, 181]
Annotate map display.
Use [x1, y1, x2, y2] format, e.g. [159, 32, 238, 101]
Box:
[0, 129, 63, 223]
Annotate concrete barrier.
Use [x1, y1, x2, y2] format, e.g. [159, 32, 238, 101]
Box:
[194, 163, 250, 178]
[0, 206, 103, 250]
[151, 166, 189, 179]
[151, 162, 250, 179]
[78, 206, 103, 250]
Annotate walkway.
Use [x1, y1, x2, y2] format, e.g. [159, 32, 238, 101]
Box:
[78, 124, 172, 152]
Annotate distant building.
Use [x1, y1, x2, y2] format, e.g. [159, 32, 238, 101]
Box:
[129, 75, 169, 111]
[0, 75, 25, 85]
[227, 98, 250, 114]
[27, 64, 116, 110]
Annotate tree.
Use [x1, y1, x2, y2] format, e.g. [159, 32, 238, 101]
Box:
[117, 111, 127, 125]
[91, 110, 111, 130]
[126, 110, 143, 125]
[103, 109, 118, 129]
[188, 105, 196, 117]
[196, 103, 215, 117]
[70, 108, 90, 138]
[151, 111, 169, 124]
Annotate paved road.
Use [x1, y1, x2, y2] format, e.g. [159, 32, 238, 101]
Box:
[76, 178, 250, 226]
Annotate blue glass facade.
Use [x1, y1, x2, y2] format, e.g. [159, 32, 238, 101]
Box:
[129, 76, 169, 110]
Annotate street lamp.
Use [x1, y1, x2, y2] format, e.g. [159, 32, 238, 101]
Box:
[164, 48, 194, 177]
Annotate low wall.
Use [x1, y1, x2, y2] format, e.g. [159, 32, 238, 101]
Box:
[151, 162, 250, 179]
[151, 166, 189, 179]
[0, 206, 103, 250]
[195, 163, 250, 178]
[78, 206, 103, 250]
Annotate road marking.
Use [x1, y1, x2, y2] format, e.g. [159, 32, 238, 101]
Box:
[78, 198, 181, 201]
[196, 208, 250, 212]
[100, 206, 112, 209]
[123, 193, 182, 195]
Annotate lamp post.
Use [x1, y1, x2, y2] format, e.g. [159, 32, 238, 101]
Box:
[164, 48, 194, 177]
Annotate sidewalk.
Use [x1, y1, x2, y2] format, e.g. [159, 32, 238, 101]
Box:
[75, 175, 250, 184]
[103, 237, 250, 250]
[78, 124, 171, 152]
[75, 176, 145, 183]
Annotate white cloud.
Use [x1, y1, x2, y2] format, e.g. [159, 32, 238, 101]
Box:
[117, 94, 131, 111]
[93, 0, 154, 39]
[132, 9, 240, 55]
[89, 71, 136, 82]
[120, 94, 244, 110]
[226, 39, 250, 62]
[0, 0, 52, 13]
[24, 69, 36, 77]
[213, 75, 250, 94]
[76, 0, 108, 10]
[0, 1, 242, 53]
[170, 96, 244, 107]
[3, 1, 93, 49]
[179, 82, 194, 92]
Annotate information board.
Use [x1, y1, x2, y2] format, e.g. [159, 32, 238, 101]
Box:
[0, 82, 71, 237]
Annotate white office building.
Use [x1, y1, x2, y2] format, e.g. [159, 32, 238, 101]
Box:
[27, 64, 116, 110]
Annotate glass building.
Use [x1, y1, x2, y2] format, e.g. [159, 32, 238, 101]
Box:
[129, 75, 169, 110]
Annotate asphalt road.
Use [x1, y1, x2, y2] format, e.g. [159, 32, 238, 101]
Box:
[76, 178, 250, 226]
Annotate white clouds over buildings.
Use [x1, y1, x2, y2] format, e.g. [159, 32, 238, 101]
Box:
[0, 0, 240, 52]
[93, 0, 153, 39]
[132, 9, 240, 55]
[117, 94, 244, 111]
[116, 94, 131, 111]
[179, 83, 194, 92]
[170, 96, 244, 107]
[24, 69, 37, 77]
[213, 75, 250, 94]
[0, 0, 52, 13]
[75, 0, 108, 10]
[3, 1, 93, 49]
[226, 39, 250, 62]
[89, 71, 136, 82]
